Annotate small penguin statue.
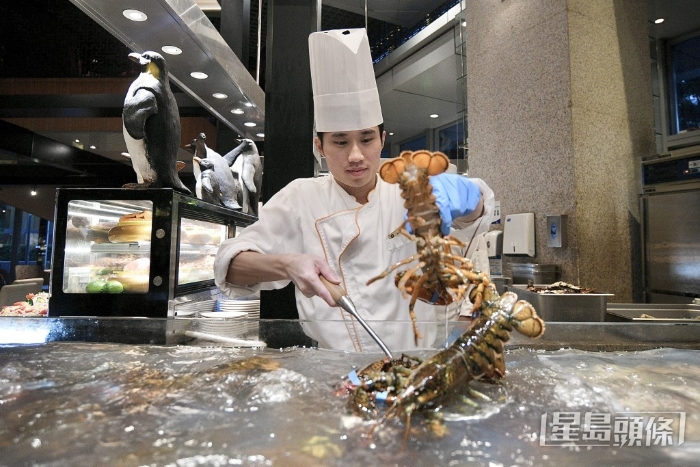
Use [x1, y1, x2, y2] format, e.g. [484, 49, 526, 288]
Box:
[186, 137, 203, 199]
[187, 133, 242, 210]
[122, 51, 190, 194]
[193, 157, 222, 206]
[224, 138, 263, 216]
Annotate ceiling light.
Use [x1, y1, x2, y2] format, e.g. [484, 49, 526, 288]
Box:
[244, 102, 253, 107]
[389, 132, 394, 136]
[244, 122, 256, 127]
[213, 93, 228, 99]
[256, 133, 265, 138]
[89, 145, 97, 150]
[30, 187, 37, 196]
[123, 9, 147, 22]
[231, 108, 244, 114]
[75, 139, 80, 143]
[430, 114, 439, 118]
[161, 46, 182, 55]
[654, 18, 665, 24]
[190, 71, 208, 79]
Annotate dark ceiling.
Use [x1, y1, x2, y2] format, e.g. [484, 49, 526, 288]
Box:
[0, 0, 455, 186]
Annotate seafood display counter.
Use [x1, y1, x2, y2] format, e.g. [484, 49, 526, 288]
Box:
[0, 317, 698, 466]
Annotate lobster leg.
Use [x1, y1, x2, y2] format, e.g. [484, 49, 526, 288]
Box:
[408, 273, 429, 344]
[442, 236, 467, 248]
[367, 253, 422, 285]
[440, 252, 475, 268]
[397, 261, 426, 298]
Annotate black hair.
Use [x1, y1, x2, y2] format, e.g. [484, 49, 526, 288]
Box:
[316, 123, 385, 147]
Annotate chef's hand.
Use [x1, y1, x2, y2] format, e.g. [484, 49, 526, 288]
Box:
[429, 173, 483, 235]
[285, 254, 341, 307]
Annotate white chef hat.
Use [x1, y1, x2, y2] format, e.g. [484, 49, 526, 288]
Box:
[309, 28, 383, 132]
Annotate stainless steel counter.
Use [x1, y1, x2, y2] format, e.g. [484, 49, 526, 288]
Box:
[1, 316, 699, 350]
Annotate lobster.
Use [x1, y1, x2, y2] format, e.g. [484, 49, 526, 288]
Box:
[341, 286, 545, 445]
[367, 150, 490, 344]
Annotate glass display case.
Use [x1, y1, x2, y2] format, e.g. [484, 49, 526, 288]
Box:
[49, 188, 256, 318]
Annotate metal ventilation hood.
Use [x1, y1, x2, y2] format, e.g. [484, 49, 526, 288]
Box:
[68, 0, 264, 140]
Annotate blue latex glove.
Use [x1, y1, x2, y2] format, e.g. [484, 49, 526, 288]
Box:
[429, 173, 482, 235]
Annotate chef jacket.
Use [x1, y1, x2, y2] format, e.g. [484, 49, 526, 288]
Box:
[214, 174, 495, 352]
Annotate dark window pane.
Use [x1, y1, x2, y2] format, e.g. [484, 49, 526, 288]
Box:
[669, 35, 700, 134]
[438, 120, 465, 159]
[400, 135, 427, 152]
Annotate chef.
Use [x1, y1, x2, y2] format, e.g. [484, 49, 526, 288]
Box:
[214, 28, 495, 352]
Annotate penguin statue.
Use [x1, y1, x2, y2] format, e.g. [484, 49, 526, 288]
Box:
[224, 138, 263, 216]
[187, 133, 242, 210]
[121, 152, 186, 173]
[186, 137, 203, 199]
[193, 157, 222, 206]
[122, 51, 190, 194]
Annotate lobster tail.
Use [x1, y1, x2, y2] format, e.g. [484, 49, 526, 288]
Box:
[403, 150, 450, 175]
[510, 300, 545, 338]
[378, 150, 450, 184]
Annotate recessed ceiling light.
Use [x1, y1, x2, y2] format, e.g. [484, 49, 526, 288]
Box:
[256, 133, 265, 138]
[89, 145, 97, 150]
[123, 9, 147, 22]
[213, 93, 228, 99]
[244, 102, 253, 107]
[231, 108, 244, 114]
[389, 132, 394, 136]
[121, 152, 130, 158]
[30, 188, 37, 196]
[430, 114, 439, 118]
[244, 122, 256, 127]
[162, 46, 182, 55]
[75, 139, 80, 143]
[654, 18, 664, 24]
[190, 72, 208, 79]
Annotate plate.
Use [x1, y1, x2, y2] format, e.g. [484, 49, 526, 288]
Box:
[200, 311, 248, 319]
[218, 306, 259, 312]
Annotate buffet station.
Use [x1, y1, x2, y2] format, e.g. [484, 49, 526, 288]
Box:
[1, 36, 697, 466]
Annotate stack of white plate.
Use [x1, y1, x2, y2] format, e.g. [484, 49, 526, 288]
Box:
[195, 310, 249, 337]
[217, 299, 261, 336]
[174, 299, 216, 318]
[217, 299, 260, 313]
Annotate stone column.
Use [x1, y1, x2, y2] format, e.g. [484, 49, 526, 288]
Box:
[466, 0, 654, 301]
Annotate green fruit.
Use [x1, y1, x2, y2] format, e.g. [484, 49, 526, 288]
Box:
[86, 280, 107, 293]
[104, 280, 124, 294]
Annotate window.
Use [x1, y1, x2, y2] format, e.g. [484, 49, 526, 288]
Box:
[668, 33, 700, 135]
[399, 134, 427, 152]
[437, 120, 466, 160]
[0, 203, 52, 274]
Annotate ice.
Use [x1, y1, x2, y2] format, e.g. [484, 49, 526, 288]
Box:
[0, 343, 698, 466]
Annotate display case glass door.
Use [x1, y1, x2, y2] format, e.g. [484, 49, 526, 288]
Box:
[62, 199, 153, 294]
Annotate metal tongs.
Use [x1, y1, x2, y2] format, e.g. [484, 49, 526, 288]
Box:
[319, 276, 393, 358]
